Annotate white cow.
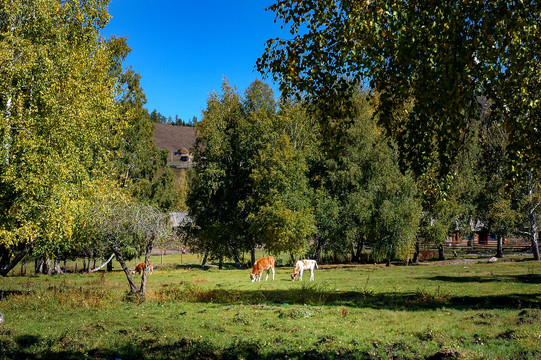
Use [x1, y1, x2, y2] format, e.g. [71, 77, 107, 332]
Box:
[291, 259, 318, 281]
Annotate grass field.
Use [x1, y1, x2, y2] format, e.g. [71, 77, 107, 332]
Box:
[0, 256, 539, 359]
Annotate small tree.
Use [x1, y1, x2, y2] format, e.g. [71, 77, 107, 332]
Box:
[517, 171, 541, 260]
[84, 193, 171, 296]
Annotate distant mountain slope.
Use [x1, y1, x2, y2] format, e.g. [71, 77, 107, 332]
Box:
[153, 123, 196, 155]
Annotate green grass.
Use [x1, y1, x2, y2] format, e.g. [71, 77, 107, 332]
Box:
[0, 259, 539, 359]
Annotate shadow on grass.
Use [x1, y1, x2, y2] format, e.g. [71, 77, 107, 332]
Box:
[0, 290, 27, 300]
[425, 274, 541, 284]
[155, 284, 541, 311]
[2, 336, 378, 360]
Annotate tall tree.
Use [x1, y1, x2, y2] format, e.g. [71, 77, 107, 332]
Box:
[473, 116, 519, 258]
[187, 79, 316, 265]
[258, 0, 541, 260]
[112, 61, 180, 211]
[248, 124, 316, 256]
[187, 79, 248, 268]
[310, 90, 421, 263]
[0, 0, 124, 275]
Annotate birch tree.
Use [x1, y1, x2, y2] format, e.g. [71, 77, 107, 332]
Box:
[0, 0, 124, 275]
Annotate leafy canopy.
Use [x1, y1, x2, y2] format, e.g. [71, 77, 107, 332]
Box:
[257, 0, 541, 175]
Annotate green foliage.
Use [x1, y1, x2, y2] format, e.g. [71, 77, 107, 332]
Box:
[186, 79, 246, 259]
[0, 0, 181, 275]
[256, 0, 540, 253]
[111, 65, 181, 211]
[83, 192, 171, 256]
[258, 2, 541, 256]
[0, 0, 123, 265]
[248, 113, 316, 255]
[188, 81, 422, 262]
[187, 79, 316, 258]
[258, 0, 541, 175]
[81, 189, 172, 293]
[472, 119, 520, 239]
[310, 90, 421, 262]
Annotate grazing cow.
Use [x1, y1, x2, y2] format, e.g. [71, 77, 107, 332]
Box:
[291, 259, 318, 281]
[250, 256, 275, 282]
[133, 261, 153, 275]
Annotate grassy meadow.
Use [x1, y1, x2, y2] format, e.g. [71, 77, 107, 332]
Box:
[0, 255, 539, 360]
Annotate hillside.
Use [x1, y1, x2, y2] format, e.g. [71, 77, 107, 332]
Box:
[152, 123, 196, 156]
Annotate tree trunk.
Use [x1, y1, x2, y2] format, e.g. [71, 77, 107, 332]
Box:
[90, 254, 115, 273]
[438, 243, 445, 261]
[250, 248, 256, 267]
[46, 257, 53, 275]
[218, 255, 223, 270]
[35, 256, 52, 274]
[0, 242, 33, 277]
[412, 238, 421, 264]
[53, 258, 63, 274]
[139, 239, 154, 296]
[111, 244, 138, 295]
[289, 252, 296, 266]
[314, 235, 325, 263]
[36, 257, 44, 274]
[226, 240, 243, 269]
[354, 239, 364, 263]
[87, 250, 93, 273]
[357, 239, 364, 262]
[496, 236, 504, 258]
[200, 251, 209, 268]
[529, 208, 540, 260]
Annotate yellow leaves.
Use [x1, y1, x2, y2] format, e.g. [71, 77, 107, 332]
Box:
[0, 224, 38, 248]
[0, 0, 130, 256]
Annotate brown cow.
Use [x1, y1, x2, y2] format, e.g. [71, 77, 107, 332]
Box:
[250, 256, 275, 282]
[132, 261, 153, 275]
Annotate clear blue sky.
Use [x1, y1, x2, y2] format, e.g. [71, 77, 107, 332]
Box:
[101, 0, 282, 122]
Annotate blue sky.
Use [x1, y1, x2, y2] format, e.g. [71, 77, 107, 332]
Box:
[102, 0, 282, 122]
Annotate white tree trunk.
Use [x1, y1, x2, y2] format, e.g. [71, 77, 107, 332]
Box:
[89, 254, 115, 273]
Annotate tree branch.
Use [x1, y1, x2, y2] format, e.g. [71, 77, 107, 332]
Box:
[89, 253, 115, 273]
[0, 241, 33, 277]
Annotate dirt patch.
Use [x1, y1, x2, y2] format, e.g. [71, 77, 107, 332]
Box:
[426, 349, 464, 359]
[517, 309, 539, 325]
[496, 330, 516, 340]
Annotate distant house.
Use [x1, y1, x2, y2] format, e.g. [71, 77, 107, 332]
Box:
[153, 123, 195, 166]
[175, 147, 192, 162]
